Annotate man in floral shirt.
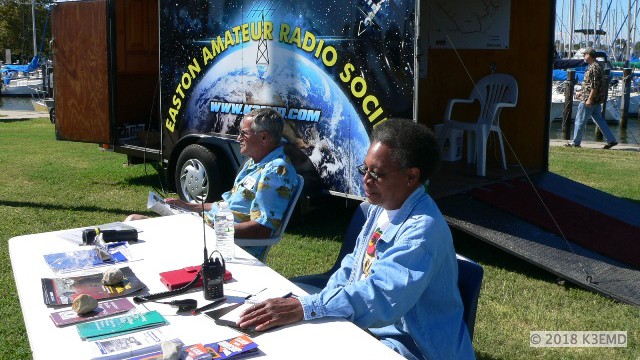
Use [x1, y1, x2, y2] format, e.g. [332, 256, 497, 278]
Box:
[126, 108, 298, 259]
[565, 47, 618, 149]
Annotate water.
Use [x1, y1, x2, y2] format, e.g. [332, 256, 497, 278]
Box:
[0, 97, 35, 111]
[214, 202, 235, 261]
[550, 116, 640, 145]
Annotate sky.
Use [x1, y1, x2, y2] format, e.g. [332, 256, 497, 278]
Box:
[556, 0, 640, 52]
[556, 0, 638, 44]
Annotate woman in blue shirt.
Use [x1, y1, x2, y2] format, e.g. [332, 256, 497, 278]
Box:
[238, 118, 475, 359]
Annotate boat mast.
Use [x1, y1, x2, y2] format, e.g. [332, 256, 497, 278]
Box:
[31, 0, 37, 57]
[628, 0, 633, 61]
[570, 0, 575, 56]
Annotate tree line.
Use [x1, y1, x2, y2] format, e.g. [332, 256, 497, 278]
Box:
[0, 0, 51, 64]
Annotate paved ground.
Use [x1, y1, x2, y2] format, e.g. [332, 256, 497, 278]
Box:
[549, 139, 639, 151]
[0, 109, 48, 120]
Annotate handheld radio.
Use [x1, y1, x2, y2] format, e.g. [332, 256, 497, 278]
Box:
[200, 199, 225, 300]
[202, 251, 225, 300]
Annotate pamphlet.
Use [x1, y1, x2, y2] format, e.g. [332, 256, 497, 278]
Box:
[147, 191, 197, 217]
[124, 335, 259, 360]
[43, 242, 140, 274]
[49, 298, 135, 327]
[41, 266, 146, 306]
[86, 329, 178, 360]
[77, 310, 167, 340]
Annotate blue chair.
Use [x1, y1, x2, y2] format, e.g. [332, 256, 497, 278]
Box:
[456, 254, 483, 341]
[290, 201, 370, 291]
[235, 174, 304, 263]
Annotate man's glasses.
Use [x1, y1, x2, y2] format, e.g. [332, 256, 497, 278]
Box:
[238, 129, 255, 139]
[356, 163, 403, 181]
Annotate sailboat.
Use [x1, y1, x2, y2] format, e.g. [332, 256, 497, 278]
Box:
[1, 2, 49, 98]
[1, 56, 43, 97]
[551, 1, 640, 122]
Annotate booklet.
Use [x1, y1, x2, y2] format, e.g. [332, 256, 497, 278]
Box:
[49, 298, 135, 327]
[147, 191, 197, 217]
[42, 266, 146, 306]
[77, 310, 167, 340]
[124, 335, 259, 360]
[86, 329, 179, 360]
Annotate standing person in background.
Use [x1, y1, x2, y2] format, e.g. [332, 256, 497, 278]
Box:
[126, 108, 298, 259]
[237, 118, 475, 360]
[565, 47, 618, 149]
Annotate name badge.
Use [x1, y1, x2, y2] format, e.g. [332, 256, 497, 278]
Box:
[242, 176, 257, 189]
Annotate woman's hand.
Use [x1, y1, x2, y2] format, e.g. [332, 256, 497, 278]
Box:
[236, 298, 304, 331]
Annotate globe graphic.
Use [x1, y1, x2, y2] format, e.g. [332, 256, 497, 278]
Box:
[183, 42, 370, 196]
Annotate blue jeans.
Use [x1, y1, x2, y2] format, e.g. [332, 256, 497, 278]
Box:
[572, 102, 616, 145]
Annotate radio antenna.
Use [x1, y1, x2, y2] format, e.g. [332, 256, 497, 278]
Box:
[201, 200, 208, 262]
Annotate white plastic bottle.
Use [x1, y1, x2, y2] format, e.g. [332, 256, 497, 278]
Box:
[214, 201, 235, 261]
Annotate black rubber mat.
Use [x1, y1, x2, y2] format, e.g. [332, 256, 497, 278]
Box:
[438, 193, 640, 306]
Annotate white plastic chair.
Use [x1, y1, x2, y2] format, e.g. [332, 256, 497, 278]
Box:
[439, 73, 518, 176]
[235, 174, 304, 262]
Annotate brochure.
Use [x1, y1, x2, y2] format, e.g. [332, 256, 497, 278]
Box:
[147, 191, 197, 217]
[124, 335, 259, 360]
[77, 310, 167, 340]
[49, 298, 135, 327]
[86, 329, 178, 360]
[43, 242, 140, 274]
[42, 266, 146, 306]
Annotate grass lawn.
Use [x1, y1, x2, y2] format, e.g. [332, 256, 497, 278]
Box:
[1, 118, 639, 359]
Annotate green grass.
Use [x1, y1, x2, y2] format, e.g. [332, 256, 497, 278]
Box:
[1, 118, 639, 359]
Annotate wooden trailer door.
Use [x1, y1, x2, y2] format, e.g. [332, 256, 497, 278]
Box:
[52, 0, 110, 143]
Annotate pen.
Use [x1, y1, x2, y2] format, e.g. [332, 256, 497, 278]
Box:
[245, 287, 267, 300]
[192, 297, 226, 315]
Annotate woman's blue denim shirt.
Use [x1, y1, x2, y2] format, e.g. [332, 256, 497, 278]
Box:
[299, 187, 475, 359]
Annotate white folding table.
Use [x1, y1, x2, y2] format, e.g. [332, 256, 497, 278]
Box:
[9, 214, 402, 359]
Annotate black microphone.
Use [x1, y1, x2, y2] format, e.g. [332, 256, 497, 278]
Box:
[143, 299, 197, 312]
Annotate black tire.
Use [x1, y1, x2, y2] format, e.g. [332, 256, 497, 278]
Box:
[49, 107, 55, 124]
[175, 144, 222, 203]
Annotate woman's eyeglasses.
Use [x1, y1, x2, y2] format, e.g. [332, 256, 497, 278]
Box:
[356, 163, 403, 181]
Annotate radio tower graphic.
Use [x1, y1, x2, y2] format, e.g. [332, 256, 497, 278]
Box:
[249, 2, 279, 65]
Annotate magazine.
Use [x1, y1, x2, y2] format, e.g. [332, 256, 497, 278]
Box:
[147, 191, 197, 217]
[86, 329, 180, 360]
[124, 334, 259, 360]
[41, 266, 146, 306]
[49, 298, 135, 327]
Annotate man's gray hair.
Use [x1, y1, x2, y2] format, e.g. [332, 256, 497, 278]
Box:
[246, 108, 284, 146]
[371, 118, 441, 182]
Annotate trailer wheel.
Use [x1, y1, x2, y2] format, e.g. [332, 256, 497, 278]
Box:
[49, 107, 55, 124]
[175, 144, 222, 203]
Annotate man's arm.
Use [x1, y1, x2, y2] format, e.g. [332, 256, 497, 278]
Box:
[234, 220, 272, 238]
[586, 88, 597, 107]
